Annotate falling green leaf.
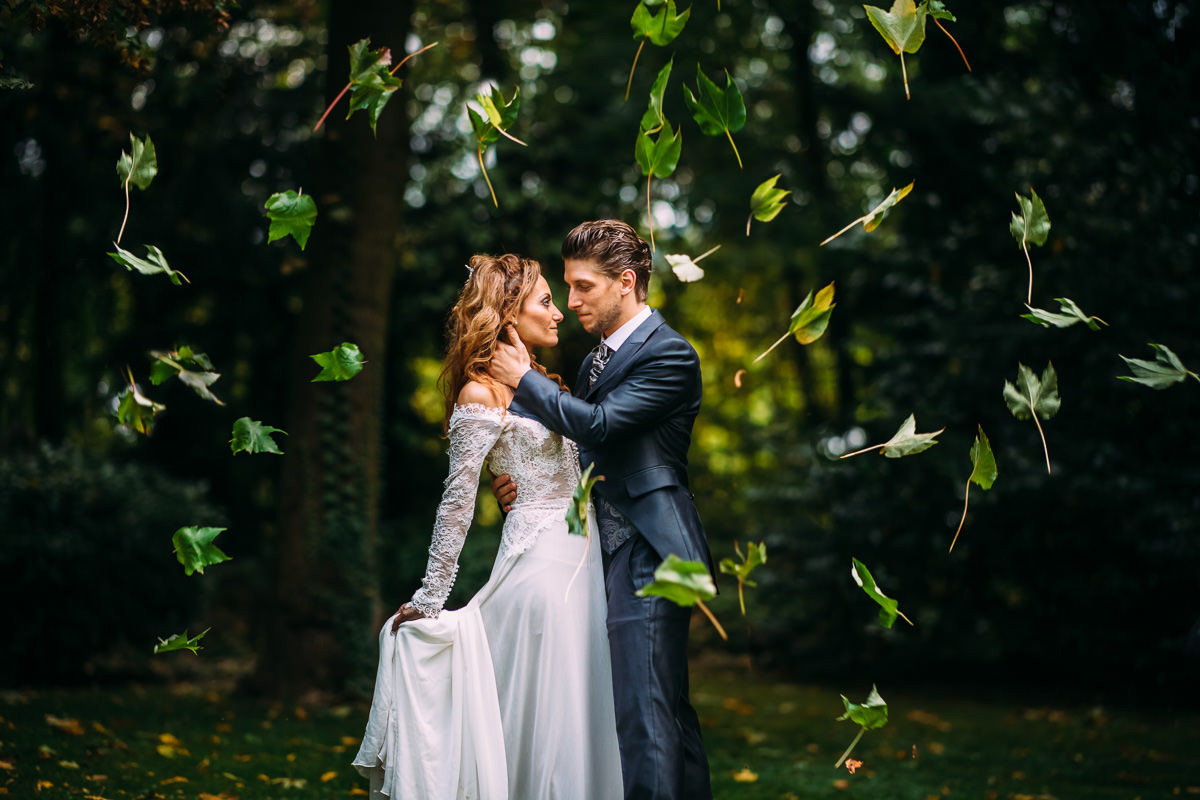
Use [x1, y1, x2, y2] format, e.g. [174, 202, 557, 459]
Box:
[634, 119, 683, 251]
[172, 526, 231, 576]
[850, 558, 912, 629]
[1004, 362, 1060, 474]
[747, 174, 791, 236]
[116, 133, 158, 191]
[116, 367, 165, 435]
[343, 39, 405, 133]
[1022, 297, 1107, 331]
[821, 182, 914, 245]
[1118, 343, 1200, 389]
[566, 462, 604, 538]
[149, 348, 224, 406]
[153, 628, 210, 655]
[683, 65, 747, 168]
[754, 282, 836, 363]
[231, 417, 287, 455]
[264, 189, 318, 250]
[627, 0, 690, 100]
[864, 0, 927, 98]
[640, 57, 674, 133]
[468, 85, 526, 207]
[108, 243, 188, 285]
[950, 426, 997, 553]
[664, 244, 719, 283]
[840, 413, 943, 459]
[719, 540, 767, 616]
[834, 685, 889, 767]
[1010, 187, 1051, 304]
[311, 342, 365, 382]
[637, 554, 727, 640]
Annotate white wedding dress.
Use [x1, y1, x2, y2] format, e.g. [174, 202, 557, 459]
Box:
[353, 403, 623, 800]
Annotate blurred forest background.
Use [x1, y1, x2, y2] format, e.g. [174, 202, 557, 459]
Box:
[1, 0, 1197, 703]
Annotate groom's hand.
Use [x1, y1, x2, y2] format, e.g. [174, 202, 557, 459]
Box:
[490, 471, 516, 513]
[490, 324, 532, 388]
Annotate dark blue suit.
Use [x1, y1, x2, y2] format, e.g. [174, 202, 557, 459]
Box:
[510, 310, 713, 799]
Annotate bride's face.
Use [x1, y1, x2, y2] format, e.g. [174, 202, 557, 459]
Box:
[513, 275, 563, 348]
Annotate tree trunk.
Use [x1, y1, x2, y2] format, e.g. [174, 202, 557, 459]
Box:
[258, 0, 412, 699]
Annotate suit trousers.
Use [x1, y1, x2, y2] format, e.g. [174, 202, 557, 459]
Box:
[605, 533, 712, 800]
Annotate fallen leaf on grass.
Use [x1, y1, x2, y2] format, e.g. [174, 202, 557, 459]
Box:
[0, 759, 13, 770]
[349, 789, 369, 797]
[320, 771, 338, 782]
[45, 715, 84, 735]
[730, 766, 758, 782]
[845, 758, 863, 773]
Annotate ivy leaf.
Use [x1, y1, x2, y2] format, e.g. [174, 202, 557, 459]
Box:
[850, 558, 913, 629]
[1010, 187, 1051, 304]
[1004, 362, 1060, 474]
[664, 244, 720, 283]
[1021, 297, 1108, 331]
[640, 57, 674, 133]
[634, 119, 683, 251]
[108, 243, 189, 285]
[171, 526, 231, 576]
[821, 182, 914, 246]
[342, 38, 405, 134]
[149, 348, 225, 406]
[637, 554, 727, 640]
[230, 417, 287, 455]
[834, 684, 889, 767]
[864, 0, 927, 99]
[754, 282, 836, 363]
[746, 174, 791, 236]
[116, 133, 157, 191]
[719, 540, 767, 616]
[116, 367, 165, 435]
[627, 0, 690, 100]
[153, 627, 211, 655]
[950, 425, 997, 553]
[840, 413, 944, 459]
[1118, 343, 1200, 389]
[683, 65, 746, 168]
[468, 85, 526, 207]
[311, 342, 365, 382]
[264, 189, 318, 250]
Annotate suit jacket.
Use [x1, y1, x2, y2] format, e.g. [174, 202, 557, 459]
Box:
[509, 310, 715, 577]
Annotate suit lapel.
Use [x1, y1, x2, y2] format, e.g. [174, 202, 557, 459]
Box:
[584, 310, 665, 400]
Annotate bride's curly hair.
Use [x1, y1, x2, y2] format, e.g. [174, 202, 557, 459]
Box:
[439, 253, 565, 431]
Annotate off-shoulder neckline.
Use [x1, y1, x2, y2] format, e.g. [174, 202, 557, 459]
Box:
[451, 402, 508, 417]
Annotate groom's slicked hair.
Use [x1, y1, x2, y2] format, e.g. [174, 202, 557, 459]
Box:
[561, 219, 652, 302]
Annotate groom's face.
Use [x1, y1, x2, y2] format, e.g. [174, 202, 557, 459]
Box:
[564, 258, 626, 338]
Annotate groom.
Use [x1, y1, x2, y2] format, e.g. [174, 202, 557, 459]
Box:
[490, 219, 714, 800]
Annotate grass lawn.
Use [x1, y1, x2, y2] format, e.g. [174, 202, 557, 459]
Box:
[2, 662, 1197, 799]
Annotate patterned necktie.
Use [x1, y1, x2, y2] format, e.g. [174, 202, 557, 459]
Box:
[588, 343, 612, 387]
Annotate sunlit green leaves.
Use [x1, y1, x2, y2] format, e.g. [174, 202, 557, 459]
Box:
[1004, 362, 1061, 474]
[637, 554, 727, 640]
[627, 0, 690, 100]
[864, 0, 927, 98]
[1022, 297, 1107, 331]
[566, 462, 604, 538]
[850, 558, 912, 628]
[1010, 187, 1051, 303]
[754, 282, 836, 363]
[172, 526, 231, 576]
[840, 413, 944, 459]
[719, 541, 767, 616]
[264, 190, 318, 250]
[821, 182, 914, 245]
[640, 58, 674, 133]
[664, 244, 719, 283]
[149, 347, 224, 406]
[468, 85, 526, 207]
[343, 38, 405, 134]
[950, 426, 997, 553]
[683, 65, 747, 168]
[747, 174, 791, 236]
[116, 133, 158, 191]
[1118, 343, 1199, 389]
[116, 367, 164, 435]
[153, 627, 210, 655]
[310, 342, 365, 382]
[231, 417, 287, 455]
[835, 685, 889, 767]
[108, 243, 188, 285]
[634, 118, 683, 250]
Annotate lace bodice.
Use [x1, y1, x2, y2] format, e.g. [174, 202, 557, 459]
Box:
[408, 403, 581, 618]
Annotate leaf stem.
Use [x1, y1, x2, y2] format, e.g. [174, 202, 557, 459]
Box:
[117, 176, 132, 245]
[478, 144, 498, 207]
[1029, 401, 1051, 474]
[725, 130, 743, 169]
[314, 81, 353, 132]
[693, 243, 722, 263]
[933, 18, 972, 71]
[834, 726, 866, 768]
[388, 40, 439, 75]
[646, 173, 656, 252]
[1023, 242, 1034, 304]
[626, 39, 647, 102]
[949, 480, 971, 553]
[737, 579, 746, 616]
[900, 52, 911, 100]
[839, 443, 886, 459]
[563, 523, 591, 605]
[696, 599, 728, 641]
[820, 214, 867, 246]
[753, 330, 792, 364]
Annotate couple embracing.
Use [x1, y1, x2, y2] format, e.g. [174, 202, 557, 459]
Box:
[353, 219, 715, 800]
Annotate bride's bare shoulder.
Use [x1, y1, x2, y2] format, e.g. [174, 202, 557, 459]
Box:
[456, 380, 509, 409]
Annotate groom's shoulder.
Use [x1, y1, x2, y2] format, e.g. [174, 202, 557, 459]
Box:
[646, 313, 699, 360]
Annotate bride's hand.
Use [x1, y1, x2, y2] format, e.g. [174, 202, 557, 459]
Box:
[490, 324, 532, 388]
[390, 603, 426, 633]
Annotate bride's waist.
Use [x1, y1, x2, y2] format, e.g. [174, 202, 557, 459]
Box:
[507, 495, 573, 513]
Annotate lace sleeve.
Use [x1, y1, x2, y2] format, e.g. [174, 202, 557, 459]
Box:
[407, 407, 505, 618]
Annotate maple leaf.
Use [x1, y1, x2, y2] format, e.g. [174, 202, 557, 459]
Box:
[634, 119, 683, 251]
[1022, 297, 1107, 331]
[754, 282, 836, 363]
[314, 39, 437, 133]
[1118, 343, 1199, 390]
[172, 526, 232, 576]
[153, 627, 210, 655]
[1010, 187, 1051, 304]
[850, 558, 913, 628]
[864, 0, 927, 99]
[683, 65, 747, 168]
[116, 367, 165, 435]
[746, 174, 791, 236]
[264, 189, 318, 250]
[840, 413, 943, 459]
[149, 347, 224, 406]
[664, 244, 720, 283]
[822, 182, 914, 245]
[1004, 362, 1061, 474]
[949, 426, 997, 553]
[640, 58, 674, 133]
[108, 243, 189, 285]
[835, 685, 889, 767]
[230, 417, 287, 455]
[467, 85, 526, 207]
[115, 133, 157, 245]
[719, 540, 767, 615]
[626, 0, 690, 100]
[311, 342, 365, 382]
[637, 554, 727, 640]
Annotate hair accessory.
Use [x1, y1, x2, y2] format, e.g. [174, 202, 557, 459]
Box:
[464, 263, 474, 281]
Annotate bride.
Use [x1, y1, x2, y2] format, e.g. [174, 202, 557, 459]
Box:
[353, 253, 622, 799]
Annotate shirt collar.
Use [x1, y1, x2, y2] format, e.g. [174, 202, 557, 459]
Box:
[602, 306, 653, 352]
